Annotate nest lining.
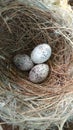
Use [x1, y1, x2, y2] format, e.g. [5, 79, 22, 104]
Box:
[0, 1, 73, 130]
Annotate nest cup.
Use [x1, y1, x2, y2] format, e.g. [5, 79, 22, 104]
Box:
[0, 1, 73, 130]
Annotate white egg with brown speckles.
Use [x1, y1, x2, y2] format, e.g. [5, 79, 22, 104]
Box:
[29, 64, 49, 83]
[31, 43, 52, 64]
[13, 54, 34, 71]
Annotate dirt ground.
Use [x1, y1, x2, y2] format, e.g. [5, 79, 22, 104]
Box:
[1, 123, 73, 130]
[1, 124, 19, 130]
[69, 0, 73, 6]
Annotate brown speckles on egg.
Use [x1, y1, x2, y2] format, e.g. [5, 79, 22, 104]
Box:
[31, 43, 52, 64]
[29, 64, 49, 83]
[13, 54, 34, 71]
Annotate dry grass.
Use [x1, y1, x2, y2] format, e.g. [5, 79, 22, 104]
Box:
[0, 1, 73, 130]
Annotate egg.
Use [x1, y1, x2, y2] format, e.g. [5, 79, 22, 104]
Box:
[29, 64, 49, 83]
[31, 43, 52, 64]
[13, 54, 34, 71]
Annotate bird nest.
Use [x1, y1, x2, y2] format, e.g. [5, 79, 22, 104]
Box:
[0, 1, 73, 130]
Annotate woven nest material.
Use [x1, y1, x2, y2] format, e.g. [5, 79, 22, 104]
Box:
[0, 1, 73, 130]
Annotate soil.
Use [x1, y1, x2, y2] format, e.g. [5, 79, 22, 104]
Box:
[1, 123, 73, 130]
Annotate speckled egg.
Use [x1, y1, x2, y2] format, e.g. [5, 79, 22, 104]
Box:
[31, 43, 52, 64]
[29, 64, 49, 83]
[13, 54, 34, 71]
